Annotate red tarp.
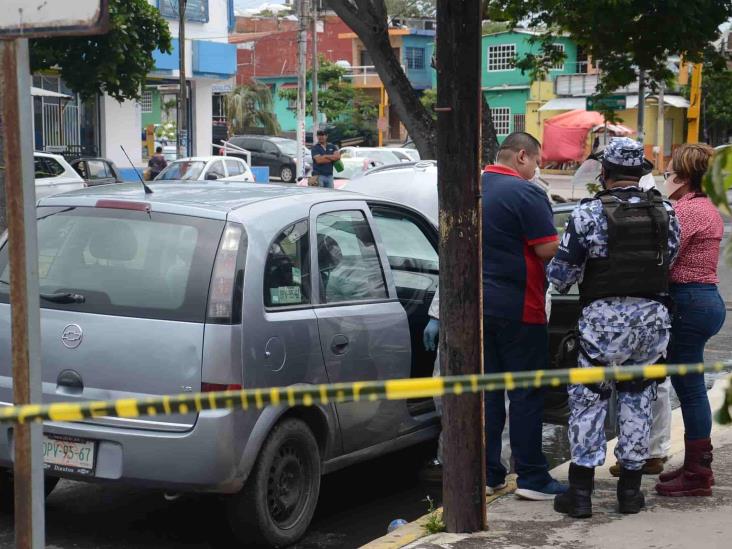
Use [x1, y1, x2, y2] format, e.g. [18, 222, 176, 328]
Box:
[541, 110, 633, 164]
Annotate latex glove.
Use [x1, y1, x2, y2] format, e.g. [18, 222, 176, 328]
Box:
[423, 318, 440, 351]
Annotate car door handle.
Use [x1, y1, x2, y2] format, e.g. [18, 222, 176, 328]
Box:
[330, 334, 349, 355]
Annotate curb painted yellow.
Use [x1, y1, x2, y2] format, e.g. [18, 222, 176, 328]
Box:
[359, 476, 518, 549]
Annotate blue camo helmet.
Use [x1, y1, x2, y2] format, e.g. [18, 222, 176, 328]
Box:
[600, 137, 654, 176]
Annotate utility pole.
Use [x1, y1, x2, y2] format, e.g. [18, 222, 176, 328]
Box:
[436, 0, 486, 534]
[311, 0, 319, 142]
[296, 0, 307, 179]
[177, 0, 188, 159]
[637, 70, 646, 144]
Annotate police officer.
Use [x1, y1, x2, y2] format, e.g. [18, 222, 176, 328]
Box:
[547, 137, 680, 518]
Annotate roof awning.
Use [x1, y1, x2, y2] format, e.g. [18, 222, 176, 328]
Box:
[538, 97, 587, 111]
[31, 86, 72, 99]
[626, 95, 689, 109]
[278, 83, 297, 90]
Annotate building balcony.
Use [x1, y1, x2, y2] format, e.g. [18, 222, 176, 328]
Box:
[554, 72, 639, 97]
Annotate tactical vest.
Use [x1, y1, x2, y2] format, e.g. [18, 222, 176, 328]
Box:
[579, 187, 671, 305]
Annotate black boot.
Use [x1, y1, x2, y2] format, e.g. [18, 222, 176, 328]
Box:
[554, 463, 594, 518]
[618, 467, 645, 514]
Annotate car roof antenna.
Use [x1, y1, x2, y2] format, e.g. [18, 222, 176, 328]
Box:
[120, 145, 154, 194]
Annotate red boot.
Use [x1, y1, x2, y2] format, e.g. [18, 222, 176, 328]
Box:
[656, 438, 713, 497]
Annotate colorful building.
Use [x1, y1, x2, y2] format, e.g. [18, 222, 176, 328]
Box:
[481, 29, 581, 142]
[337, 27, 436, 142]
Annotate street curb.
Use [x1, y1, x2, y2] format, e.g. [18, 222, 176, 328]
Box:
[359, 378, 729, 549]
[359, 476, 518, 549]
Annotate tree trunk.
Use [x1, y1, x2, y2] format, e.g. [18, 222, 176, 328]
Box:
[0, 53, 6, 234]
[481, 95, 499, 165]
[327, 0, 436, 158]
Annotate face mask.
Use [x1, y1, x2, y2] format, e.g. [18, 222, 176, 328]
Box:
[664, 179, 686, 199]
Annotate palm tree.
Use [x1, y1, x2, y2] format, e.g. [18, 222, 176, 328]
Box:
[224, 84, 281, 135]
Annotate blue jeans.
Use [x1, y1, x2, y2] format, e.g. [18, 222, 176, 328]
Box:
[318, 174, 334, 188]
[668, 283, 726, 440]
[484, 315, 552, 490]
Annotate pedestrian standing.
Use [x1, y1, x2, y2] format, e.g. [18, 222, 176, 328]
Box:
[147, 146, 168, 180]
[655, 143, 725, 497]
[311, 129, 340, 189]
[482, 132, 567, 501]
[548, 137, 680, 518]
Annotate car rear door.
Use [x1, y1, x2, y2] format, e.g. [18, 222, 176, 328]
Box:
[0, 203, 225, 432]
[309, 201, 411, 453]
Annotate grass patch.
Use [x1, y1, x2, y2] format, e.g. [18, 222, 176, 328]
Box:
[423, 495, 445, 535]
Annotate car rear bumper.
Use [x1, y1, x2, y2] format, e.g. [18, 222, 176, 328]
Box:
[0, 409, 248, 493]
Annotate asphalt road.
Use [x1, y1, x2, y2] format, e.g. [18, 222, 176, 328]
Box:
[0, 185, 731, 548]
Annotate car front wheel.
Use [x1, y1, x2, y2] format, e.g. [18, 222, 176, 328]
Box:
[280, 165, 295, 183]
[227, 418, 321, 547]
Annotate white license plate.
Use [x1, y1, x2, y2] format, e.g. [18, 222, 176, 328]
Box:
[42, 434, 96, 476]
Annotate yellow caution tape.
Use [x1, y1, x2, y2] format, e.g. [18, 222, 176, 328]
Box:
[0, 362, 728, 425]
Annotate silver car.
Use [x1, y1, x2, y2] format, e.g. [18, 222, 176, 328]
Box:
[0, 182, 440, 547]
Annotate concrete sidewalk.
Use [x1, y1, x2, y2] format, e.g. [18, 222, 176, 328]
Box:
[403, 381, 732, 549]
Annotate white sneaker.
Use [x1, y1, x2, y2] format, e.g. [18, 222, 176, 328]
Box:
[486, 482, 507, 495]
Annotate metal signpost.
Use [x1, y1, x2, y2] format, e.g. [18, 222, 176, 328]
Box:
[0, 3, 107, 547]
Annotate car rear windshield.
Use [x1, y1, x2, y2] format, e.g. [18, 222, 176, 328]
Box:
[0, 207, 225, 322]
[156, 161, 206, 181]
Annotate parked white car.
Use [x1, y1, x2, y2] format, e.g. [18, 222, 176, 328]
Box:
[154, 156, 255, 183]
[339, 147, 406, 166]
[34, 152, 86, 199]
[388, 147, 422, 162]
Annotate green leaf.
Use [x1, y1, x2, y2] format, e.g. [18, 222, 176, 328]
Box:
[703, 146, 732, 218]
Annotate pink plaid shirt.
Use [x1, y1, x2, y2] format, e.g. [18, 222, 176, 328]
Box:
[669, 193, 724, 284]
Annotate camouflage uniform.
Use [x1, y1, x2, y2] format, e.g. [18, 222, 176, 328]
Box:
[548, 190, 680, 471]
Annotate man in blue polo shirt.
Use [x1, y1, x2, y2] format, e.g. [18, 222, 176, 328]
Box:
[483, 132, 567, 500]
[311, 129, 340, 188]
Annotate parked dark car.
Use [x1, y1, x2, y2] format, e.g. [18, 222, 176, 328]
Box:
[302, 125, 375, 148]
[226, 135, 302, 183]
[70, 157, 123, 187]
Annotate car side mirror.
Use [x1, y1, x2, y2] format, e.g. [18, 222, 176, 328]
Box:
[206, 173, 218, 181]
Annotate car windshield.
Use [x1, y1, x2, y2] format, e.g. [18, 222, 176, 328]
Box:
[352, 150, 399, 165]
[273, 139, 296, 156]
[156, 161, 206, 181]
[0, 206, 225, 322]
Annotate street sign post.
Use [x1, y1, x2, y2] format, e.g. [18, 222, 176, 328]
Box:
[586, 94, 626, 112]
[0, 3, 108, 548]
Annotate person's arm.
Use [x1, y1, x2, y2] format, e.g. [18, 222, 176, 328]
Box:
[520, 186, 559, 261]
[547, 209, 588, 294]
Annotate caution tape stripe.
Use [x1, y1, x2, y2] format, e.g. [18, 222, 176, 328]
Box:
[0, 362, 728, 425]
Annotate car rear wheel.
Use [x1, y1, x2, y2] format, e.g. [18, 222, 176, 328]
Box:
[227, 418, 320, 547]
[280, 165, 294, 183]
[0, 469, 60, 512]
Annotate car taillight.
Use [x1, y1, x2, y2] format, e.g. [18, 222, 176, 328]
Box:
[201, 383, 243, 392]
[207, 222, 245, 323]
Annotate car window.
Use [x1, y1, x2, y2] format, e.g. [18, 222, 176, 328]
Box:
[316, 210, 387, 304]
[263, 142, 279, 155]
[35, 157, 65, 179]
[371, 211, 438, 271]
[274, 139, 296, 156]
[87, 160, 109, 179]
[264, 220, 310, 307]
[73, 161, 88, 179]
[0, 207, 224, 322]
[225, 159, 244, 176]
[207, 160, 226, 179]
[243, 139, 263, 152]
[156, 161, 206, 180]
